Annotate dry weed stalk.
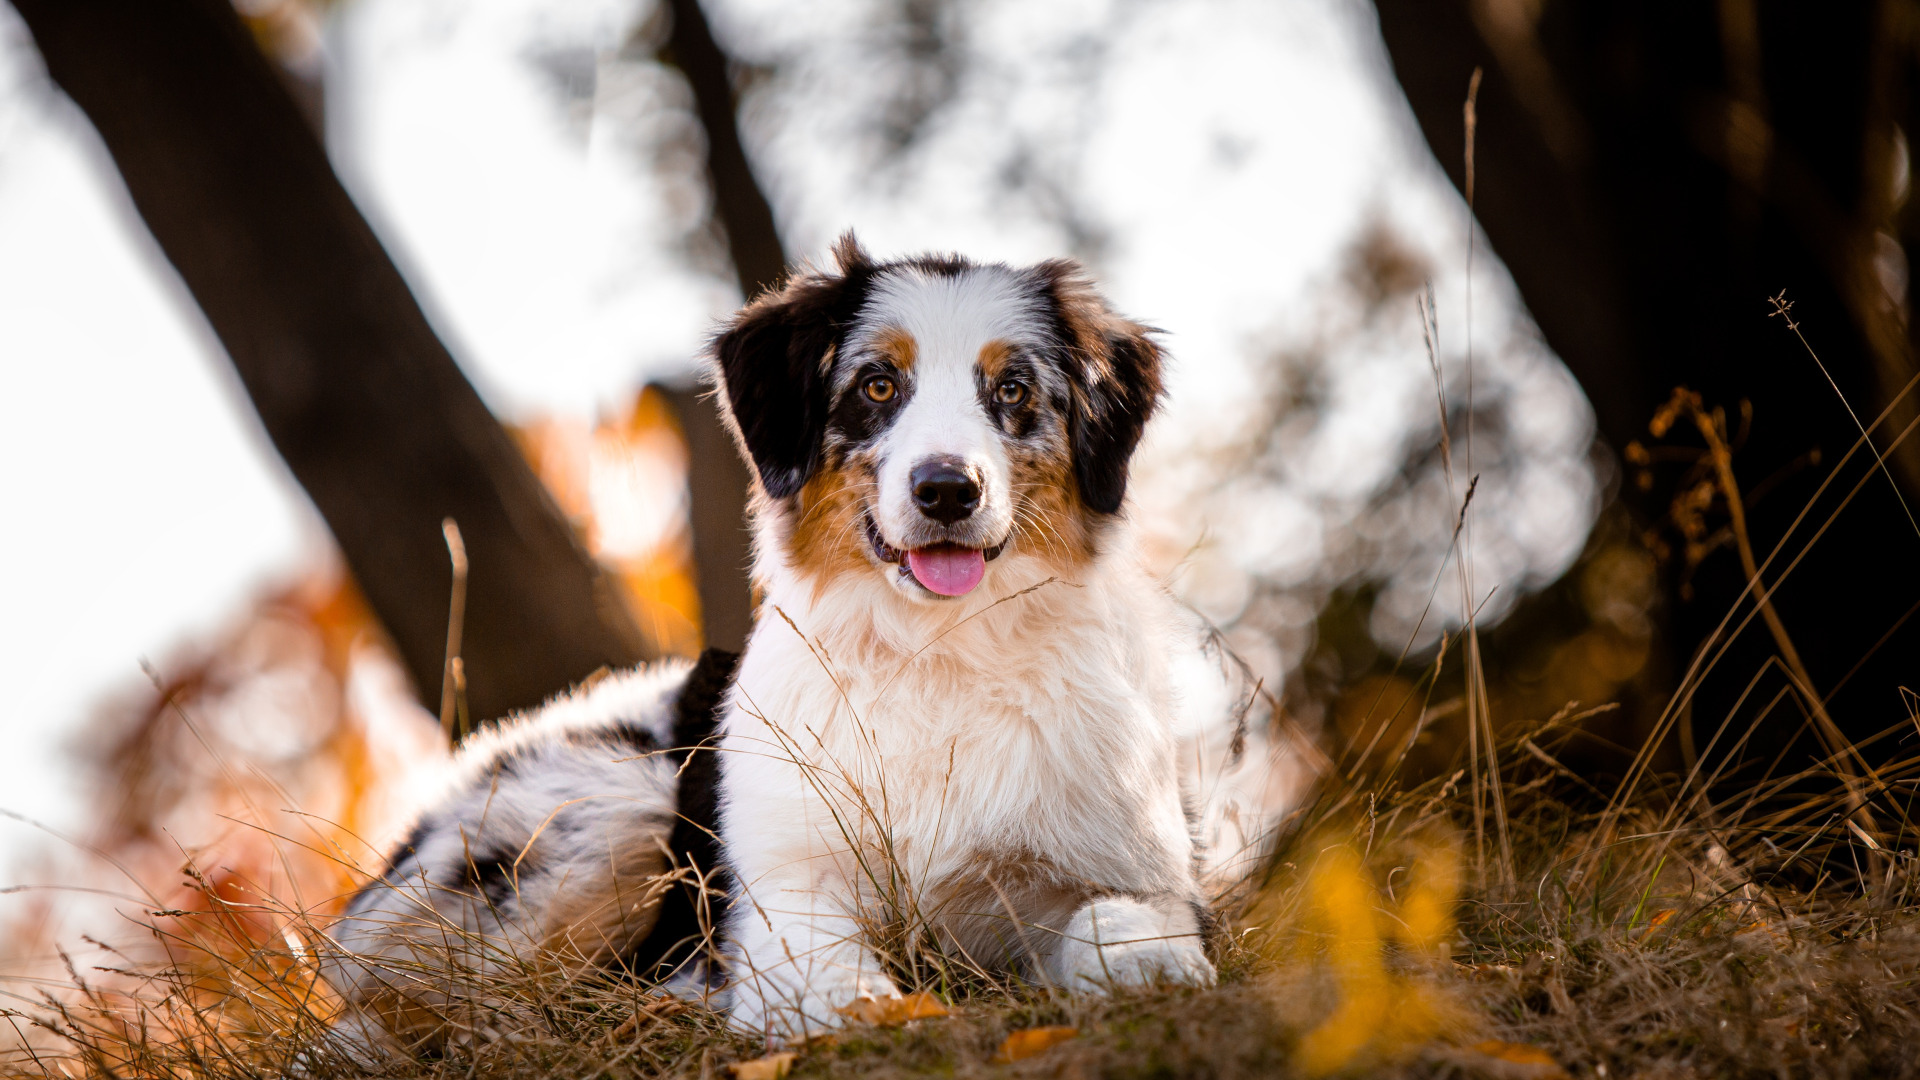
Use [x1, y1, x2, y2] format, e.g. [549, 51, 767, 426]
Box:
[1650, 387, 1880, 828]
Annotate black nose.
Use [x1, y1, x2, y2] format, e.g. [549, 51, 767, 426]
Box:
[911, 458, 981, 523]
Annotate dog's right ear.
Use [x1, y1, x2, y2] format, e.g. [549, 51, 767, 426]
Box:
[712, 235, 875, 500]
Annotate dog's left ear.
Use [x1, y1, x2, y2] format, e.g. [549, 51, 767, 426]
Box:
[712, 235, 875, 499]
[1035, 261, 1166, 515]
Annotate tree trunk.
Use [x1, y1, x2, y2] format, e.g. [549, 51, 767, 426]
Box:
[652, 0, 789, 652]
[11, 0, 653, 726]
[658, 382, 757, 653]
[1372, 0, 1920, 756]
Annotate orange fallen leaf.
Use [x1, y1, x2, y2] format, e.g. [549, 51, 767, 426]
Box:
[609, 996, 686, 1040]
[1467, 1040, 1569, 1079]
[1733, 918, 1787, 944]
[835, 992, 950, 1025]
[991, 1026, 1080, 1064]
[726, 1051, 797, 1080]
[1456, 962, 1518, 979]
[795, 1031, 840, 1049]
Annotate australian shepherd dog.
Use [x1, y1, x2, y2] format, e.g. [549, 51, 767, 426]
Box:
[323, 236, 1290, 1051]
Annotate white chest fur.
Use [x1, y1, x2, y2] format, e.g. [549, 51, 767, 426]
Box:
[717, 553, 1197, 910]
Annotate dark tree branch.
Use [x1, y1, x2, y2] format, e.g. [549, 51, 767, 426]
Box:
[11, 0, 653, 725]
[655, 0, 789, 651]
[664, 0, 788, 299]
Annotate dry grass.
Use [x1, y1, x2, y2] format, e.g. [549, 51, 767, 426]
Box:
[12, 474, 1920, 1079]
[9, 647, 1920, 1080]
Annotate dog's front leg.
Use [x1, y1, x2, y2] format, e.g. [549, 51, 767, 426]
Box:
[1047, 896, 1215, 992]
[726, 876, 899, 1043]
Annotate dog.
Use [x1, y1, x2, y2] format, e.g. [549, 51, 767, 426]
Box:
[322, 235, 1292, 1050]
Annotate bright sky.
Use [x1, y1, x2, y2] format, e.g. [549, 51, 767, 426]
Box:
[0, 0, 1596, 867]
[0, 17, 320, 840]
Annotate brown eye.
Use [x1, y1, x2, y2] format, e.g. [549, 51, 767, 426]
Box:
[995, 379, 1028, 406]
[863, 375, 897, 403]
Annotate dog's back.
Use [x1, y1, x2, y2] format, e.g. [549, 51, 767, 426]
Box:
[323, 652, 735, 1053]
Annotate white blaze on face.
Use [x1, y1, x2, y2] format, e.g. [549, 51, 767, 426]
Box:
[858, 267, 1046, 556]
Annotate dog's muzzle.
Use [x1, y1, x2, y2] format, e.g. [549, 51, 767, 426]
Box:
[865, 514, 1005, 597]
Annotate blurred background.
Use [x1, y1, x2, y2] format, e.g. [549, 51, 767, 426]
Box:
[2, 0, 1917, 982]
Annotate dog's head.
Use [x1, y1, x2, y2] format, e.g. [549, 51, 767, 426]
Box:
[712, 234, 1163, 601]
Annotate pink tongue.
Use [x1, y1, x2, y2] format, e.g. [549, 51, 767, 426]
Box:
[906, 546, 986, 596]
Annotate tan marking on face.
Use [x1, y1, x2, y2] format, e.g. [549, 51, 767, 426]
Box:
[787, 458, 877, 592]
[874, 326, 918, 372]
[977, 339, 1016, 383]
[1007, 446, 1097, 570]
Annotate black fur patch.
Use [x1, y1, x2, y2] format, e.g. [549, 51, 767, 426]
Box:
[462, 841, 528, 908]
[976, 356, 1044, 441]
[900, 252, 972, 278]
[826, 361, 908, 450]
[621, 647, 739, 982]
[714, 236, 876, 499]
[1031, 261, 1165, 515]
[1070, 328, 1162, 514]
[584, 722, 660, 756]
[371, 819, 433, 885]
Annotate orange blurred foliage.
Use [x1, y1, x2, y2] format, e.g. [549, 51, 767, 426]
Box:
[513, 387, 704, 660]
[0, 388, 704, 1055]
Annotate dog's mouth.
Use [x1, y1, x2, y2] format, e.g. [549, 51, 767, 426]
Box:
[864, 515, 1005, 597]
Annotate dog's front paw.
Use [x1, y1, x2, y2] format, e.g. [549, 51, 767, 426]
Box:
[1053, 898, 1216, 992]
[1061, 933, 1214, 991]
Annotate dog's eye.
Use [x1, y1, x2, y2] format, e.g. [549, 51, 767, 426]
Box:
[862, 375, 897, 403]
[994, 380, 1028, 407]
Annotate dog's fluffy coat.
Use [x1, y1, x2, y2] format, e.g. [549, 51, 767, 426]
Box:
[325, 237, 1290, 1049]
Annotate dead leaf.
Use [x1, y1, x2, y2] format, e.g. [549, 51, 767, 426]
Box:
[991, 1026, 1080, 1064]
[1456, 962, 1518, 979]
[1455, 1040, 1569, 1080]
[795, 1032, 840, 1050]
[835, 992, 950, 1025]
[610, 996, 687, 1040]
[726, 1051, 796, 1080]
[1637, 908, 1675, 939]
[1733, 918, 1788, 946]
[1473, 1040, 1559, 1065]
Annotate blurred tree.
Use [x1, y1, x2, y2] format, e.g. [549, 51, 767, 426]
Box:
[661, 0, 786, 300]
[1374, 0, 1920, 758]
[9, 0, 653, 726]
[651, 0, 786, 653]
